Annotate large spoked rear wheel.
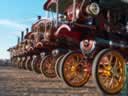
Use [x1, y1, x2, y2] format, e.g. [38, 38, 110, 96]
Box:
[32, 56, 41, 74]
[40, 55, 56, 78]
[92, 49, 126, 95]
[60, 51, 91, 87]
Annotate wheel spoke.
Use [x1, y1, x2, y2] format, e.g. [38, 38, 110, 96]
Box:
[104, 78, 110, 88]
[76, 71, 87, 81]
[113, 57, 118, 70]
[76, 55, 81, 64]
[67, 71, 76, 81]
[109, 54, 113, 64]
[113, 76, 119, 88]
[108, 77, 114, 88]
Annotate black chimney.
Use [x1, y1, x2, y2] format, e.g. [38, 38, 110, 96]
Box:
[26, 28, 29, 34]
[38, 16, 41, 20]
[21, 31, 24, 41]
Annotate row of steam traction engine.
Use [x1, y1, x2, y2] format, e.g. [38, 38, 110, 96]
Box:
[8, 0, 128, 95]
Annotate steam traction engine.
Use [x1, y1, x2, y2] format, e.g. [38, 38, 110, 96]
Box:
[30, 17, 59, 75]
[8, 0, 128, 95]
[40, 0, 86, 79]
[43, 0, 100, 86]
[80, 0, 128, 95]
[10, 31, 27, 68]
[44, 0, 128, 95]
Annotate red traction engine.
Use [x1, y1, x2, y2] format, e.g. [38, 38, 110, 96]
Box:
[24, 18, 45, 73]
[41, 0, 85, 78]
[13, 28, 37, 70]
[15, 18, 53, 72]
[21, 30, 36, 70]
[13, 30, 32, 69]
[80, 0, 128, 95]
[11, 31, 27, 68]
[43, 0, 100, 87]
[44, 0, 128, 95]
[29, 17, 58, 75]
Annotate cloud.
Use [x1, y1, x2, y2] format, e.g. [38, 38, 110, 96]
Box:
[0, 19, 28, 30]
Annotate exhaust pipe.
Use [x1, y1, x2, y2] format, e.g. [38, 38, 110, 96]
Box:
[21, 31, 24, 41]
[26, 28, 29, 34]
[38, 16, 41, 20]
[17, 36, 20, 44]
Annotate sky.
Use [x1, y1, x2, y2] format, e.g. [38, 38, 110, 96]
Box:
[0, 0, 47, 59]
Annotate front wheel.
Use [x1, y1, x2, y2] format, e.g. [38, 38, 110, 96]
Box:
[22, 57, 27, 69]
[17, 57, 22, 68]
[60, 51, 91, 87]
[31, 55, 42, 74]
[40, 55, 57, 78]
[25, 56, 30, 70]
[15, 57, 20, 67]
[92, 49, 126, 95]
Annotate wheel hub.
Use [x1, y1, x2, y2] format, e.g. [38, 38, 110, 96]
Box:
[71, 66, 77, 72]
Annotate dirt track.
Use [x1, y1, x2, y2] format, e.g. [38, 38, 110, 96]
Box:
[0, 64, 123, 96]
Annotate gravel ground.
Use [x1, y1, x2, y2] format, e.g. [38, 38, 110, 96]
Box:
[0, 64, 109, 96]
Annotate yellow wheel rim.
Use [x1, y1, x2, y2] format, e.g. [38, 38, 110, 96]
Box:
[98, 51, 125, 93]
[42, 55, 56, 78]
[63, 52, 90, 87]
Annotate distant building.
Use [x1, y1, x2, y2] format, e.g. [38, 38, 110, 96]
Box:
[0, 59, 11, 66]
